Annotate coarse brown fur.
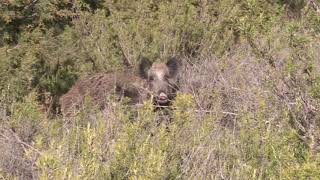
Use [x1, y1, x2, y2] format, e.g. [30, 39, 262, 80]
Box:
[59, 57, 179, 117]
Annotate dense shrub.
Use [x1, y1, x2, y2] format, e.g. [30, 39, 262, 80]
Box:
[1, 0, 320, 179]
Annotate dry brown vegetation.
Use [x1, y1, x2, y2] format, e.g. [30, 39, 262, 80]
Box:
[1, 0, 320, 179]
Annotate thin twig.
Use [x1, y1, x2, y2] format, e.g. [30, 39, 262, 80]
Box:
[117, 34, 133, 67]
[134, 103, 239, 116]
[308, 0, 320, 13]
[23, 0, 39, 11]
[0, 129, 43, 156]
[195, 110, 238, 116]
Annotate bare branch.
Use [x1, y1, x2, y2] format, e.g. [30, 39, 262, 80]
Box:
[0, 128, 43, 156]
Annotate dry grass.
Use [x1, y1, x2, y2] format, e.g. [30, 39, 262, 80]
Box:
[1, 0, 320, 179]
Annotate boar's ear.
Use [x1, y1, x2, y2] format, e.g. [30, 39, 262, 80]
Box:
[166, 57, 178, 77]
[139, 57, 152, 79]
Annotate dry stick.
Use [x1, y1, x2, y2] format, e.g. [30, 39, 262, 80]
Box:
[141, 103, 239, 116]
[0, 129, 43, 156]
[6, 45, 20, 53]
[247, 36, 276, 68]
[117, 34, 133, 67]
[195, 110, 238, 116]
[308, 0, 320, 13]
[90, 32, 108, 68]
[23, 0, 39, 11]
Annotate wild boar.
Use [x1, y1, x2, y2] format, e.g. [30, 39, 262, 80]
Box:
[59, 57, 179, 116]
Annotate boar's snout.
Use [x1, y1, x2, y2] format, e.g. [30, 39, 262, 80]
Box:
[139, 57, 179, 106]
[156, 92, 169, 104]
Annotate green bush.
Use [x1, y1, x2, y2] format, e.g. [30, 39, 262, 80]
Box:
[1, 0, 320, 179]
